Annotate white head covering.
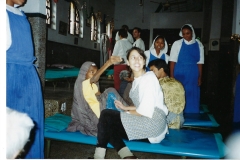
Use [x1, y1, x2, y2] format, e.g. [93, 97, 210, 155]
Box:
[14, 4, 20, 7]
[179, 24, 196, 40]
[150, 35, 168, 54]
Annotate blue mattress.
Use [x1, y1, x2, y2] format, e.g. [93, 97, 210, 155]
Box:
[183, 113, 219, 127]
[44, 114, 226, 159]
[200, 104, 209, 113]
[45, 128, 226, 159]
[45, 67, 80, 80]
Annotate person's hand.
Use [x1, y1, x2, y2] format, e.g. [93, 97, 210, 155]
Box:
[124, 77, 133, 82]
[114, 100, 128, 111]
[108, 56, 122, 65]
[95, 91, 101, 96]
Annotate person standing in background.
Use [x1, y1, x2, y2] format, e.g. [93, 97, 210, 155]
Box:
[112, 29, 133, 91]
[6, 0, 44, 158]
[169, 24, 204, 113]
[115, 25, 134, 44]
[145, 35, 169, 71]
[132, 27, 145, 51]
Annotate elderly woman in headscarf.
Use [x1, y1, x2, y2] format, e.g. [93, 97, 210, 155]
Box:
[169, 24, 204, 113]
[144, 35, 169, 71]
[67, 56, 129, 136]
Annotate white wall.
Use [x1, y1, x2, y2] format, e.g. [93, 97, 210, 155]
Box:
[149, 12, 203, 46]
[114, 0, 203, 30]
[20, 0, 46, 14]
[232, 0, 240, 34]
[114, 0, 204, 46]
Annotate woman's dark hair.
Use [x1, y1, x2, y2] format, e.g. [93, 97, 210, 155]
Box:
[147, 59, 170, 76]
[181, 25, 193, 33]
[118, 29, 128, 38]
[126, 47, 147, 69]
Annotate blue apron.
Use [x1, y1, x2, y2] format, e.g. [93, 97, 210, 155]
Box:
[146, 51, 166, 71]
[174, 40, 200, 113]
[6, 10, 44, 158]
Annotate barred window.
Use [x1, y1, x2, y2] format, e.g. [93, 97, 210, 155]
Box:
[69, 2, 80, 36]
[46, 0, 57, 30]
[46, 0, 50, 25]
[106, 20, 114, 39]
[90, 13, 97, 41]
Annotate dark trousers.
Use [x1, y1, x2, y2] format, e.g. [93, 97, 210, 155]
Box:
[97, 109, 128, 151]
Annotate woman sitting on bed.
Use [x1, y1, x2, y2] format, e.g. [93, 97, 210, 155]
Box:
[67, 56, 129, 136]
[93, 47, 169, 159]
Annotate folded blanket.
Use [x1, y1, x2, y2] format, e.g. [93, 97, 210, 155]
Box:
[45, 113, 72, 132]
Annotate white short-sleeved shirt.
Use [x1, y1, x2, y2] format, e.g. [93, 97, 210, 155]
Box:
[145, 49, 170, 66]
[133, 38, 145, 51]
[121, 71, 168, 143]
[169, 39, 204, 64]
[112, 38, 133, 64]
[132, 71, 168, 117]
[115, 31, 134, 44]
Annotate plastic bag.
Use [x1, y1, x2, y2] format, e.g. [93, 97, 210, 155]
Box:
[106, 92, 122, 112]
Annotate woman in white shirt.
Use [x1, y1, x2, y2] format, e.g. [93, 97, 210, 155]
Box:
[144, 35, 169, 71]
[169, 24, 204, 113]
[93, 47, 168, 159]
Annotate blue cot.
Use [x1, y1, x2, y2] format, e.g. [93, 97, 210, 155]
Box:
[44, 114, 227, 159]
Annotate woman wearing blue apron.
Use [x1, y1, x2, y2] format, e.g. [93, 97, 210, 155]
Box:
[169, 24, 204, 113]
[6, 1, 44, 158]
[145, 35, 169, 71]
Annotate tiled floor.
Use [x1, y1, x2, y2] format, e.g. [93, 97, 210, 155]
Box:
[46, 140, 182, 159]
